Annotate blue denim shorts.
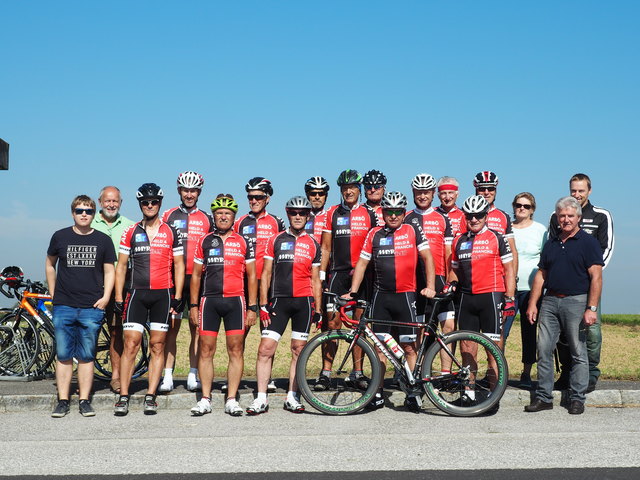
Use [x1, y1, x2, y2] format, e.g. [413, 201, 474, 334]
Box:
[53, 305, 104, 362]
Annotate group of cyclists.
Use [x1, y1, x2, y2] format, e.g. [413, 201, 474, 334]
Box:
[98, 167, 517, 417]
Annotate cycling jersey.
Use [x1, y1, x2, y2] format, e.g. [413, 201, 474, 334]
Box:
[194, 231, 255, 297]
[404, 207, 453, 276]
[323, 203, 378, 272]
[264, 230, 321, 298]
[360, 223, 429, 293]
[486, 206, 514, 239]
[120, 222, 183, 290]
[451, 226, 512, 294]
[368, 204, 384, 226]
[233, 211, 285, 278]
[436, 205, 467, 237]
[304, 209, 328, 244]
[162, 206, 214, 275]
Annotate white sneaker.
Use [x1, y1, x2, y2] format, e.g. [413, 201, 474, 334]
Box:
[158, 378, 174, 393]
[187, 377, 202, 392]
[224, 399, 243, 417]
[246, 398, 269, 416]
[267, 380, 277, 393]
[283, 397, 305, 413]
[190, 398, 212, 416]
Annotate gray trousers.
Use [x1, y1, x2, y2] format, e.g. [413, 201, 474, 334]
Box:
[536, 294, 589, 403]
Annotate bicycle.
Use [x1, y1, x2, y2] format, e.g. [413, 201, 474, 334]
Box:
[93, 318, 150, 381]
[296, 291, 509, 416]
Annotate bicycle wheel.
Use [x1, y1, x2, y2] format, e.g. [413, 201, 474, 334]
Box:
[296, 329, 382, 415]
[422, 330, 508, 417]
[94, 324, 150, 380]
[0, 313, 40, 376]
[32, 319, 56, 376]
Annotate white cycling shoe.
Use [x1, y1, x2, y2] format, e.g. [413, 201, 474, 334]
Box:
[190, 398, 212, 416]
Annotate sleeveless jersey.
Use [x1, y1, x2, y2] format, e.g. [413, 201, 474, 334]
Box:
[120, 221, 183, 290]
[486, 206, 514, 239]
[437, 205, 467, 237]
[360, 223, 429, 293]
[404, 207, 453, 276]
[194, 231, 255, 297]
[304, 209, 328, 244]
[233, 211, 285, 278]
[264, 230, 321, 298]
[162, 206, 213, 275]
[323, 203, 378, 272]
[451, 226, 513, 294]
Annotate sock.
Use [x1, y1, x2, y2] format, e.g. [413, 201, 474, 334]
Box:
[287, 390, 299, 402]
[188, 367, 198, 376]
[163, 368, 173, 379]
[350, 370, 363, 378]
[321, 370, 332, 377]
[257, 392, 268, 402]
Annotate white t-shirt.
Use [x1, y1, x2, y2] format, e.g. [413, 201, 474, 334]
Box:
[513, 221, 547, 291]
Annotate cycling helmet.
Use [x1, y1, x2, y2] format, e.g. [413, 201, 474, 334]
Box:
[285, 196, 312, 210]
[381, 191, 408, 209]
[136, 183, 164, 201]
[210, 195, 238, 213]
[363, 169, 387, 186]
[473, 171, 499, 187]
[0, 266, 24, 287]
[411, 173, 437, 190]
[304, 176, 330, 193]
[177, 171, 204, 190]
[245, 177, 273, 196]
[462, 195, 490, 214]
[336, 169, 362, 186]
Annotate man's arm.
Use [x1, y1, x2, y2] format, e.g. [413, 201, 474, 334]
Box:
[245, 260, 258, 327]
[95, 263, 115, 310]
[45, 255, 58, 297]
[526, 269, 546, 325]
[311, 265, 322, 313]
[418, 248, 436, 298]
[319, 231, 332, 284]
[259, 258, 273, 306]
[348, 257, 369, 297]
[503, 260, 516, 298]
[189, 265, 203, 326]
[114, 253, 129, 303]
[584, 264, 603, 326]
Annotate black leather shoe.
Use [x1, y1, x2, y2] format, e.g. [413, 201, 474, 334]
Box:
[524, 399, 554, 412]
[568, 400, 585, 415]
[553, 375, 569, 390]
[586, 381, 596, 393]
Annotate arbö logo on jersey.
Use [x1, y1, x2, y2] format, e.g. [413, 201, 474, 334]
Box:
[474, 239, 490, 245]
[155, 232, 168, 238]
[189, 219, 205, 226]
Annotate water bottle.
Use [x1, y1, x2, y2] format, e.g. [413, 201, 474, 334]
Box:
[381, 334, 404, 360]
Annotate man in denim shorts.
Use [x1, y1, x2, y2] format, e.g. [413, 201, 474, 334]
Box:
[46, 195, 116, 417]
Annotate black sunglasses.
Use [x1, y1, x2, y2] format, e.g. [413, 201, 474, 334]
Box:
[514, 203, 533, 210]
[476, 186, 496, 192]
[465, 212, 487, 220]
[74, 208, 95, 215]
[365, 184, 384, 190]
[140, 199, 161, 207]
[307, 191, 327, 197]
[247, 194, 267, 201]
[287, 209, 310, 217]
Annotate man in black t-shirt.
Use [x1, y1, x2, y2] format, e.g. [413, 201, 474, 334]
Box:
[46, 195, 116, 418]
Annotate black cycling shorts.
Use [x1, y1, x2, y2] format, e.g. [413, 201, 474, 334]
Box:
[326, 270, 366, 312]
[417, 275, 454, 323]
[173, 274, 193, 320]
[369, 291, 418, 343]
[262, 296, 314, 342]
[199, 296, 245, 337]
[123, 289, 171, 333]
[455, 291, 503, 342]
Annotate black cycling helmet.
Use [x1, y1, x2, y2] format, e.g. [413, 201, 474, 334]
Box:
[336, 169, 363, 186]
[304, 176, 330, 193]
[473, 171, 499, 187]
[363, 169, 387, 186]
[136, 183, 164, 201]
[0, 266, 24, 287]
[245, 177, 273, 196]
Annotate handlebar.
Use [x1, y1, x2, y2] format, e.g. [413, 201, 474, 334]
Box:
[0, 278, 49, 299]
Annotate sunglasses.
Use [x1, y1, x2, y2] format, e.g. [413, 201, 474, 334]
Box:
[247, 194, 267, 201]
[74, 208, 95, 215]
[465, 212, 487, 220]
[365, 184, 384, 191]
[308, 191, 327, 197]
[476, 186, 496, 192]
[383, 208, 405, 216]
[140, 199, 160, 207]
[514, 203, 533, 210]
[286, 209, 310, 217]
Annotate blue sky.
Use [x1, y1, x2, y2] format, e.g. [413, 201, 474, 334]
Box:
[1, 1, 638, 313]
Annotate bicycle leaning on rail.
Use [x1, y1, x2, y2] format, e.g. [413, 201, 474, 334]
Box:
[296, 290, 509, 416]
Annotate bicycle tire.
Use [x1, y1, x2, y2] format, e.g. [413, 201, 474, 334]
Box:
[296, 329, 382, 415]
[94, 323, 150, 380]
[32, 319, 56, 376]
[0, 313, 40, 376]
[422, 330, 508, 417]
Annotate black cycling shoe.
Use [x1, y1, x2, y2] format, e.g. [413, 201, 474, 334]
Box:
[345, 374, 370, 391]
[314, 374, 331, 391]
[404, 395, 422, 413]
[365, 392, 384, 411]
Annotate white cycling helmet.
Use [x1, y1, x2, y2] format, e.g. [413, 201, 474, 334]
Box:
[411, 173, 437, 190]
[304, 176, 330, 193]
[462, 195, 490, 214]
[286, 196, 312, 210]
[177, 171, 204, 190]
[381, 191, 408, 209]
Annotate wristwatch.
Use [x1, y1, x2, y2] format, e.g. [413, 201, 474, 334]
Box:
[189, 303, 199, 309]
[247, 304, 258, 313]
[586, 305, 597, 312]
[505, 296, 515, 302]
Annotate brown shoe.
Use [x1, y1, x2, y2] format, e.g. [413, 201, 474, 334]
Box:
[524, 399, 553, 412]
[110, 378, 121, 393]
[568, 400, 585, 415]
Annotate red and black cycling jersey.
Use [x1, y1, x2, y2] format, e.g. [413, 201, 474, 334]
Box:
[369, 204, 384, 227]
[436, 205, 467, 237]
[265, 230, 321, 298]
[233, 211, 285, 278]
[451, 226, 513, 294]
[162, 206, 214, 275]
[304, 209, 328, 244]
[194, 231, 255, 297]
[323, 203, 378, 272]
[486, 206, 514, 239]
[360, 223, 429, 293]
[404, 207, 453, 276]
[120, 221, 183, 290]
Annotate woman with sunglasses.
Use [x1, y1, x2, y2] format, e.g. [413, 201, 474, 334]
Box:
[509, 192, 547, 388]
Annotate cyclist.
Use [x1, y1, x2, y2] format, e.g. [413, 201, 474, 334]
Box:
[303, 176, 330, 244]
[46, 195, 116, 417]
[160, 171, 213, 393]
[448, 195, 516, 405]
[347, 191, 436, 411]
[234, 176, 285, 393]
[436, 176, 467, 237]
[317, 169, 378, 391]
[113, 183, 185, 416]
[248, 196, 323, 415]
[189, 194, 257, 417]
[363, 169, 387, 226]
[91, 186, 135, 394]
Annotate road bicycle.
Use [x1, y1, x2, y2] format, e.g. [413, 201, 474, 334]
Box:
[296, 291, 508, 416]
[93, 316, 150, 381]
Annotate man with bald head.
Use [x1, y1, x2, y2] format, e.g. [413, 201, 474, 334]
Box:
[91, 186, 135, 393]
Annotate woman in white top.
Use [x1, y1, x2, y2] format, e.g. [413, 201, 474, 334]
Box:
[506, 192, 547, 388]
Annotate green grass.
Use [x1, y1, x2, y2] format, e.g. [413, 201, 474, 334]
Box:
[602, 314, 640, 326]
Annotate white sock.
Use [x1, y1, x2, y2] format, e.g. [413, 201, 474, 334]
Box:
[163, 369, 173, 380]
[257, 392, 268, 402]
[287, 391, 299, 402]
